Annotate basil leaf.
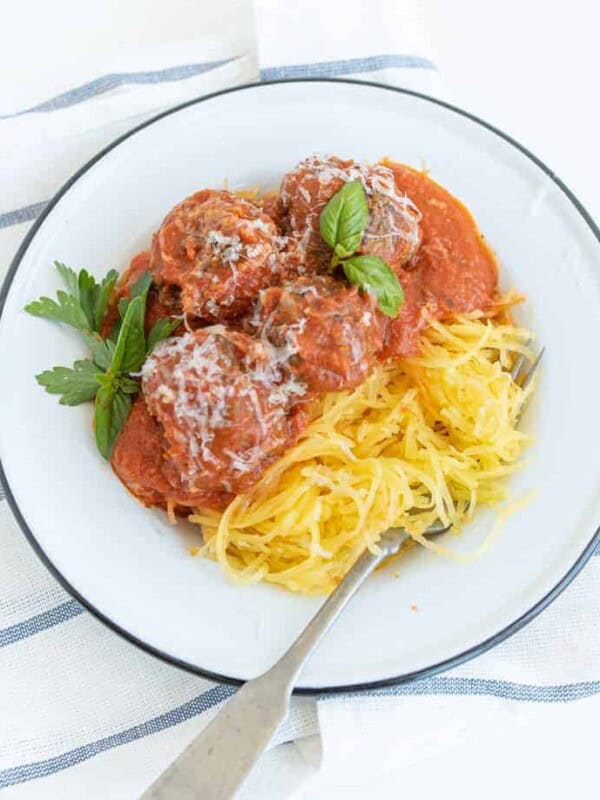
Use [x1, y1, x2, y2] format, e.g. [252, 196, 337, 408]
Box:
[94, 384, 115, 457]
[94, 269, 119, 332]
[111, 391, 132, 449]
[24, 291, 90, 332]
[110, 295, 146, 375]
[130, 270, 152, 301]
[118, 376, 141, 395]
[108, 318, 122, 343]
[54, 261, 80, 297]
[319, 181, 369, 258]
[36, 359, 100, 405]
[111, 270, 152, 342]
[146, 316, 183, 353]
[94, 385, 131, 459]
[342, 255, 404, 318]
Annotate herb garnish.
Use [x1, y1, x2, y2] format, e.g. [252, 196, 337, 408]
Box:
[25, 261, 181, 458]
[319, 181, 404, 317]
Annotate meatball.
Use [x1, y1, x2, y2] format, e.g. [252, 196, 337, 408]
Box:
[279, 156, 422, 273]
[249, 275, 384, 393]
[111, 397, 227, 510]
[141, 327, 307, 501]
[150, 189, 285, 322]
[258, 190, 280, 222]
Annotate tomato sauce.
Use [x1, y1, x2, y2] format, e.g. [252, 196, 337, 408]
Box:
[112, 397, 231, 511]
[382, 162, 498, 357]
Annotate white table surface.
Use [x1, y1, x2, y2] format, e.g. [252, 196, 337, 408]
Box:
[1, 1, 598, 798]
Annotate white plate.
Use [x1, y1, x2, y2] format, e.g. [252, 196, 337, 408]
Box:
[1, 80, 600, 692]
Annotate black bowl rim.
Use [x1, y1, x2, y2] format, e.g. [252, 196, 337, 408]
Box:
[1, 77, 599, 695]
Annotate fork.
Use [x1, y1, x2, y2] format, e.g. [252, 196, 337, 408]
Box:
[141, 348, 543, 800]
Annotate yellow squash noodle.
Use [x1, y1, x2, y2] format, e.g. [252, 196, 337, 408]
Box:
[189, 307, 535, 595]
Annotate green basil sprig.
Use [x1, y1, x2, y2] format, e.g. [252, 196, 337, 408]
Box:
[319, 181, 404, 318]
[25, 261, 182, 459]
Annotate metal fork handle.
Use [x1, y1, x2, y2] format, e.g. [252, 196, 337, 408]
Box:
[140, 530, 410, 800]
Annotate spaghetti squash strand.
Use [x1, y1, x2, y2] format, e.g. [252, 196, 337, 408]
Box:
[190, 307, 535, 595]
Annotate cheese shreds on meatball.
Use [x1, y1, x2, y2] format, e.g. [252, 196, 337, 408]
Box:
[150, 190, 286, 322]
[141, 328, 307, 499]
[248, 275, 385, 393]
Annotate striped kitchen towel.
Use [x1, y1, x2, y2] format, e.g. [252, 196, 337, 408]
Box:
[1, 2, 599, 799]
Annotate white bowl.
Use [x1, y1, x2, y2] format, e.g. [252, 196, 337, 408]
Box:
[1, 79, 599, 692]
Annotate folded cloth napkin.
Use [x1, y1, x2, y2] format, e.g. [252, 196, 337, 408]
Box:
[1, 2, 599, 799]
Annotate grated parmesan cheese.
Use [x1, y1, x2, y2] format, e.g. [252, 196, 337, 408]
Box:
[142, 327, 308, 487]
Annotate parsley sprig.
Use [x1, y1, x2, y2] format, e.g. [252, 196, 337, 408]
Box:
[319, 181, 404, 317]
[26, 262, 119, 333]
[25, 261, 181, 459]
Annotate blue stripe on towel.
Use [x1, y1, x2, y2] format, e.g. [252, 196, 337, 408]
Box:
[0, 684, 235, 787]
[260, 54, 436, 81]
[355, 676, 600, 703]
[0, 201, 48, 229]
[0, 54, 436, 120]
[2, 674, 599, 787]
[0, 57, 435, 229]
[0, 600, 84, 648]
[0, 59, 235, 118]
